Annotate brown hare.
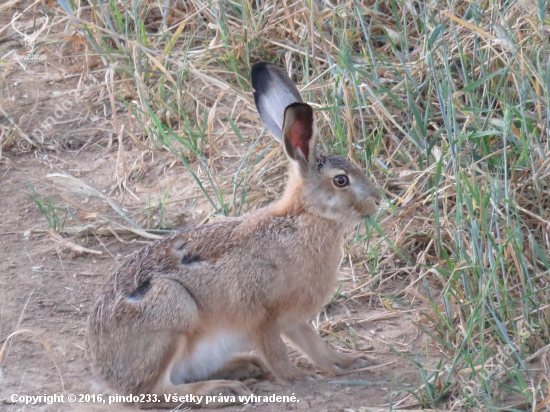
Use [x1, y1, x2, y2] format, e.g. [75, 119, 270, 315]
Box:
[86, 62, 381, 408]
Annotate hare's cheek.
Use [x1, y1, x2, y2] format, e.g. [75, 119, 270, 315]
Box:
[318, 195, 348, 221]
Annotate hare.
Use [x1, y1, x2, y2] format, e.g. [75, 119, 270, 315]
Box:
[86, 62, 381, 409]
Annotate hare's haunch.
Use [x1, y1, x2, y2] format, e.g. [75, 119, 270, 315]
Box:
[86, 62, 381, 409]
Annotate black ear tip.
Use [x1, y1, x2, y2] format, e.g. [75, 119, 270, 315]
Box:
[251, 62, 271, 90]
[284, 102, 313, 117]
[251, 62, 269, 72]
[250, 62, 304, 142]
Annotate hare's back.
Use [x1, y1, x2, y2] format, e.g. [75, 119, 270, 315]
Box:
[88, 220, 243, 319]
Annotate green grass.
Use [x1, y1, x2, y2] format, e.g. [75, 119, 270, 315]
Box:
[26, 179, 70, 232]
[145, 187, 170, 229]
[25, 0, 550, 409]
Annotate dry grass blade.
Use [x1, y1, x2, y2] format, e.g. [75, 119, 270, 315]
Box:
[46, 228, 102, 255]
[0, 329, 65, 392]
[46, 173, 143, 230]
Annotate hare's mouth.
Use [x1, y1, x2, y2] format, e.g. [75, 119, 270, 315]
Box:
[348, 211, 371, 225]
[355, 202, 379, 219]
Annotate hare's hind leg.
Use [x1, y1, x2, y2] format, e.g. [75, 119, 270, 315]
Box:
[139, 380, 251, 409]
[148, 332, 256, 408]
[209, 354, 270, 381]
[168, 330, 252, 384]
[284, 322, 372, 374]
[87, 277, 202, 397]
[135, 325, 252, 409]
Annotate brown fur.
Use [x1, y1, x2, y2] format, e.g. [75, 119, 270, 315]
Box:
[86, 69, 381, 409]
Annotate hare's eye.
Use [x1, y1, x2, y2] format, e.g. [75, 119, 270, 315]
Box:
[333, 175, 349, 187]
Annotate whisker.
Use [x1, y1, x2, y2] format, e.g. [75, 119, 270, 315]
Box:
[318, 210, 357, 253]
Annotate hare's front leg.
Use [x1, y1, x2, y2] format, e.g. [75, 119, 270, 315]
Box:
[252, 323, 320, 385]
[284, 322, 372, 374]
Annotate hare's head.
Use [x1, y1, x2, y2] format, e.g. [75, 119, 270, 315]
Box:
[251, 63, 380, 223]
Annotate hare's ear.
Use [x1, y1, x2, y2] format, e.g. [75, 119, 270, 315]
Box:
[282, 103, 317, 167]
[251, 62, 303, 142]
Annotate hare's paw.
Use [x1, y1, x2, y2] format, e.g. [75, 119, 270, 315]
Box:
[197, 380, 251, 407]
[234, 356, 270, 380]
[201, 380, 251, 397]
[280, 371, 322, 387]
[211, 355, 270, 381]
[331, 353, 374, 374]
